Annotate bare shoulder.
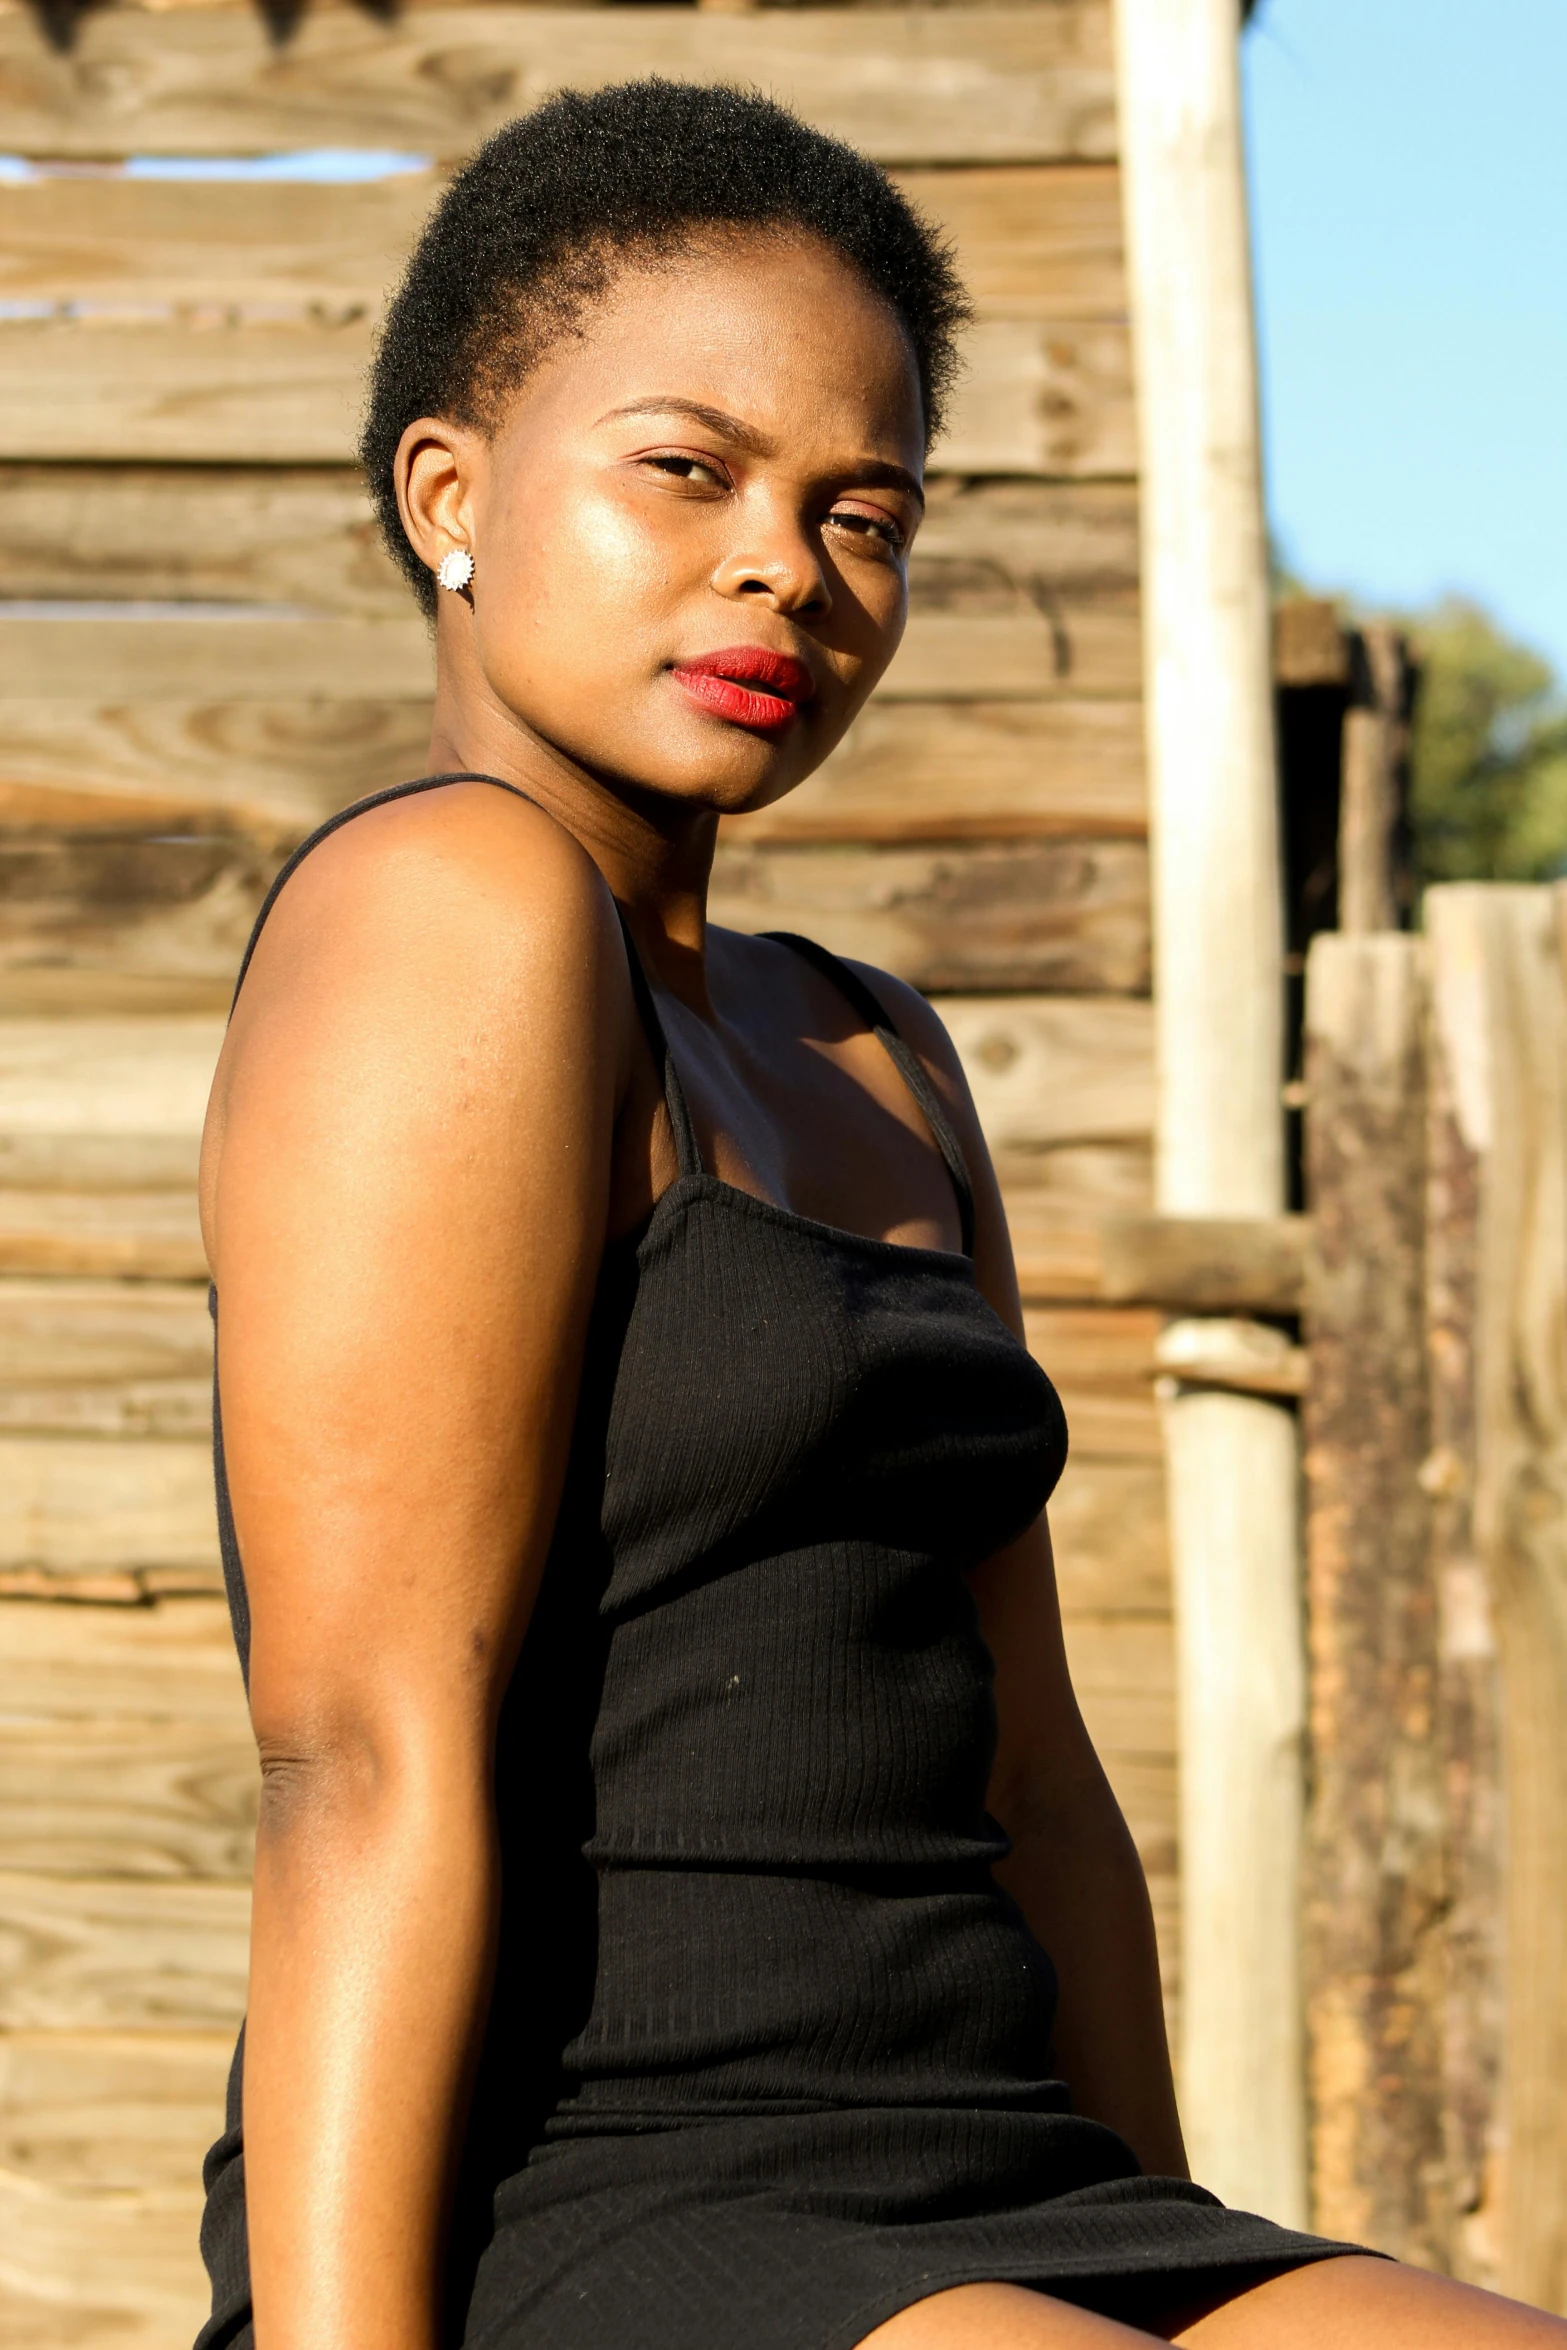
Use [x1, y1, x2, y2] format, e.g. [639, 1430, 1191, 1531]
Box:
[203, 783, 633, 1254]
[237, 782, 621, 1014]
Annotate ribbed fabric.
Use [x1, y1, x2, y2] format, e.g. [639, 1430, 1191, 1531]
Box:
[197, 779, 1358, 2350]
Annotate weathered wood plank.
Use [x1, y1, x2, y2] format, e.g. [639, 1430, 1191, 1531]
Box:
[0, 1596, 243, 1728]
[894, 163, 1124, 319]
[0, 1435, 220, 1592]
[0, 1721, 255, 1880]
[0, 6, 1115, 166]
[1096, 1212, 1307, 1313]
[0, 2030, 231, 2193]
[711, 839, 1148, 994]
[0, 1281, 212, 1386]
[0, 1015, 220, 1138]
[736, 699, 1145, 842]
[0, 823, 276, 1015]
[0, 698, 434, 840]
[1301, 934, 1445, 2265]
[1048, 1458, 1167, 1612]
[0, 164, 1121, 321]
[1423, 903, 1501, 2286]
[0, 312, 1130, 472]
[1023, 1304, 1163, 1463]
[1426, 887, 1567, 2308]
[0, 1191, 206, 1283]
[0, 604, 1137, 703]
[0, 469, 1141, 614]
[0, 1872, 249, 2030]
[0, 2167, 209, 2330]
[0, 696, 1143, 843]
[1058, 1616, 1174, 1758]
[8, 832, 1144, 1008]
[935, 994, 1154, 1180]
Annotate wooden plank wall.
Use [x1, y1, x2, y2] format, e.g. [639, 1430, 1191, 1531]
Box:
[0, 5, 1173, 2338]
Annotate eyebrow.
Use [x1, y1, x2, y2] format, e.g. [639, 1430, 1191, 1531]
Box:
[598, 396, 926, 509]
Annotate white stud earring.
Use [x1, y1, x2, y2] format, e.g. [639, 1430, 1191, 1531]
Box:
[437, 548, 475, 593]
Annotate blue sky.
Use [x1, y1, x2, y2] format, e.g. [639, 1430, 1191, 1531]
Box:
[1243, 0, 1567, 679]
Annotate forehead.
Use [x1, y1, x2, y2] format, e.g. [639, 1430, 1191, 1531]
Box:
[511, 232, 926, 462]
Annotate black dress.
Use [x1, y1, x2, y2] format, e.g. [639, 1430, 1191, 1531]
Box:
[197, 775, 1355, 2350]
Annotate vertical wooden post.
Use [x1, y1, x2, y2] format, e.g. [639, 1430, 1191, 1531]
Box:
[1114, 0, 1305, 2223]
[1301, 933, 1446, 2262]
[1339, 627, 1410, 937]
[1426, 886, 1567, 2310]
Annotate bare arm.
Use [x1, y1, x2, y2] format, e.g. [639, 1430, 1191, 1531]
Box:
[202, 785, 631, 2350]
[858, 972, 1188, 2180]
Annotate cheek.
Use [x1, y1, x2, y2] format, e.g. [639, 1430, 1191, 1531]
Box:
[479, 484, 683, 669]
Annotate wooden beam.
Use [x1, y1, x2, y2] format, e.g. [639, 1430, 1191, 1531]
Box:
[0, 4, 1115, 165]
[0, 314, 1132, 472]
[1301, 933, 1446, 2263]
[0, 164, 1123, 322]
[0, 605, 1136, 702]
[1114, 0, 1303, 2225]
[0, 469, 1142, 614]
[710, 839, 1149, 995]
[1096, 1212, 1305, 1312]
[0, 1872, 249, 2030]
[0, 1433, 220, 1594]
[1426, 886, 1567, 2308]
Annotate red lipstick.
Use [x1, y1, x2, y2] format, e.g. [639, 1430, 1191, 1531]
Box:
[669, 646, 815, 733]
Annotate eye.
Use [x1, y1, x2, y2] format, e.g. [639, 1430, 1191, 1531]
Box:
[639, 451, 730, 490]
[826, 504, 907, 554]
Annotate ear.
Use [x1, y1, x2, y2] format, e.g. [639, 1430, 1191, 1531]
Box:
[394, 416, 484, 582]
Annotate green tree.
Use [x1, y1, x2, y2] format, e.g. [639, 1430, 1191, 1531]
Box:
[1404, 600, 1567, 884]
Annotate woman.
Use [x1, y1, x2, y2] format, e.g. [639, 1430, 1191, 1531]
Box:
[196, 82, 1564, 2350]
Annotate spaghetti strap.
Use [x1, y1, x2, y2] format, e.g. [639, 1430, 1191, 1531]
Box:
[614, 914, 703, 1182]
[761, 930, 977, 1258]
[229, 772, 544, 1010]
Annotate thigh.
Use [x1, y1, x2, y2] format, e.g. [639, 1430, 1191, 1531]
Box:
[1166, 2255, 1567, 2346]
[857, 2282, 1162, 2347]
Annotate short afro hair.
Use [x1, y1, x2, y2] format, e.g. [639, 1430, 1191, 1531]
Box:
[361, 79, 970, 613]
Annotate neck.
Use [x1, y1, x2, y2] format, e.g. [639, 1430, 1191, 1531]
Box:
[427, 650, 721, 1017]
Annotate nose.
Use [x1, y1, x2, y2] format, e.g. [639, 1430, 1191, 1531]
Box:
[709, 512, 832, 619]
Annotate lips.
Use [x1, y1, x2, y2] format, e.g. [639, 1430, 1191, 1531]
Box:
[669, 645, 815, 733]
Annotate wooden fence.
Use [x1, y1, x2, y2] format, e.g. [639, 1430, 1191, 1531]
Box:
[1304, 894, 1567, 2310]
[0, 5, 1186, 2340]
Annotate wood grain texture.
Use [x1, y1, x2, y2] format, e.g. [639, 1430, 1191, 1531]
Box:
[1426, 887, 1567, 2308]
[934, 993, 1153, 1185]
[1023, 1304, 1163, 1464]
[0, 822, 278, 1015]
[0, 697, 435, 839]
[0, 468, 1140, 613]
[0, 311, 1128, 474]
[710, 838, 1148, 993]
[0, 5, 1115, 165]
[0, 2164, 209, 2328]
[0, 1280, 212, 1386]
[0, 463, 407, 615]
[0, 1720, 255, 1880]
[0, 604, 1135, 702]
[0, 1191, 206, 1283]
[0, 164, 1121, 320]
[0, 1435, 220, 1588]
[0, 1014, 220, 1137]
[1058, 1616, 1173, 1757]
[0, 2030, 231, 2193]
[0, 1596, 244, 1728]
[0, 696, 1143, 843]
[1048, 1459, 1167, 1613]
[1423, 903, 1502, 2287]
[1096, 1213, 1307, 1313]
[0, 1872, 249, 2030]
[1301, 934, 1445, 2265]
